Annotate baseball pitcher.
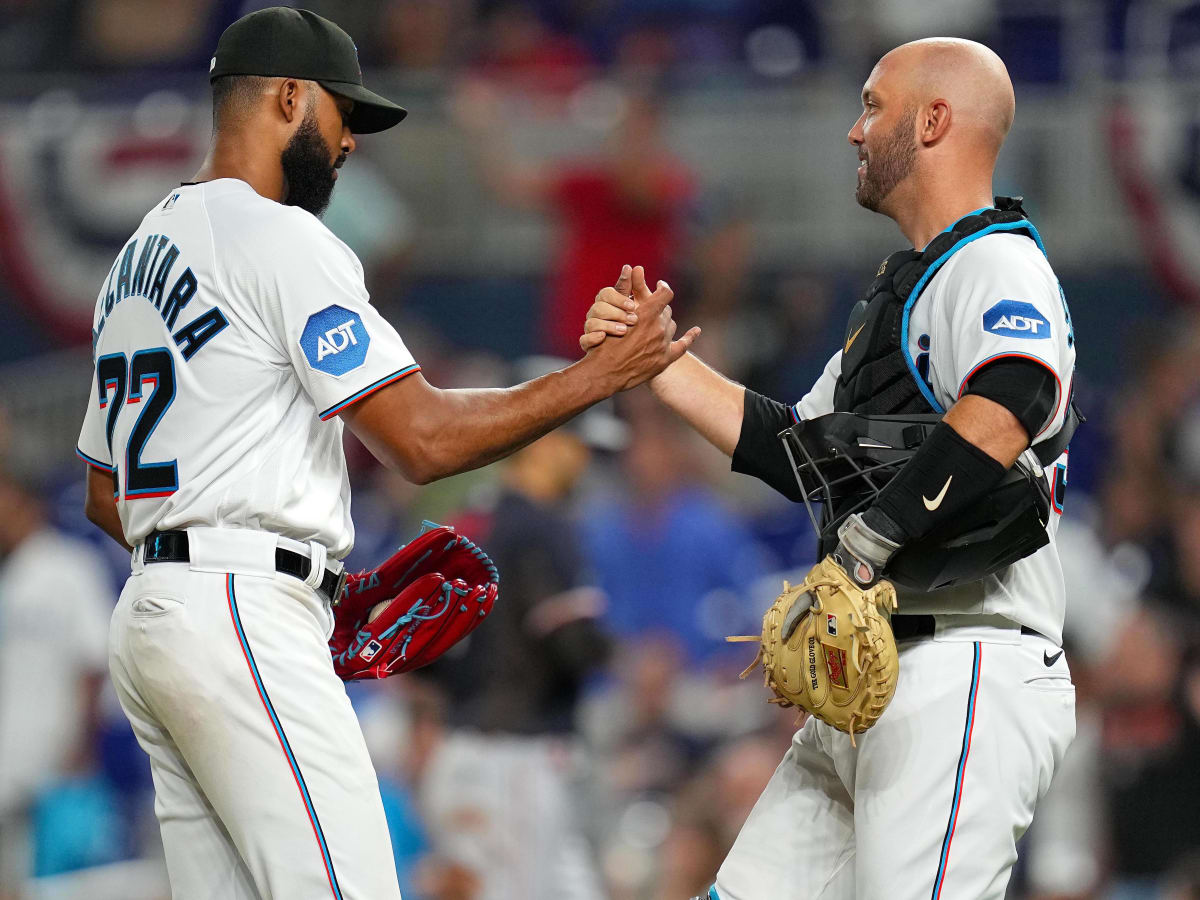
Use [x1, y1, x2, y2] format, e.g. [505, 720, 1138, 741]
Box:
[77, 8, 697, 899]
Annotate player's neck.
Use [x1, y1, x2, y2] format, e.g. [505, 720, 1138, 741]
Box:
[190, 137, 285, 204]
[888, 170, 994, 251]
[892, 194, 993, 254]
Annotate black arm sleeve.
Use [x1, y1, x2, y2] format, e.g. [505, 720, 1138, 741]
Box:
[963, 358, 1057, 440]
[864, 421, 1007, 544]
[731, 389, 804, 501]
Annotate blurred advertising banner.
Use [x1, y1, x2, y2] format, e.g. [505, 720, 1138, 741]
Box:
[0, 90, 208, 341]
[1110, 88, 1200, 308]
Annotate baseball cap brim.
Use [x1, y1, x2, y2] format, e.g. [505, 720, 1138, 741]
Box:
[319, 80, 407, 134]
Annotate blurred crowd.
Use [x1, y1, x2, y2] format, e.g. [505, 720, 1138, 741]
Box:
[6, 0, 1200, 86]
[4, 1, 1200, 899]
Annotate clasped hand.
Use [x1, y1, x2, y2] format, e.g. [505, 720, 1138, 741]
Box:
[578, 264, 700, 390]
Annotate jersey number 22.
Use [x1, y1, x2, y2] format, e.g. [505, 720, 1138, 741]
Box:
[96, 347, 178, 499]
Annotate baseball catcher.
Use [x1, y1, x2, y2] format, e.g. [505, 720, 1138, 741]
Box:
[584, 36, 1081, 900]
[330, 522, 499, 679]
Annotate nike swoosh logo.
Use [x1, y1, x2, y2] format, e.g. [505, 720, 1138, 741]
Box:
[922, 475, 953, 511]
[844, 323, 866, 353]
[1044, 649, 1064, 667]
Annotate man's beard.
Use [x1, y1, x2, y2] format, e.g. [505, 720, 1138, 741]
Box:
[281, 109, 339, 217]
[855, 107, 917, 213]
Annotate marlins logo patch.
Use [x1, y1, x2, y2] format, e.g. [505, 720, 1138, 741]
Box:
[982, 299, 1051, 340]
[300, 305, 370, 375]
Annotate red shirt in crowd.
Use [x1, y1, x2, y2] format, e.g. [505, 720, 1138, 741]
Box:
[543, 162, 694, 358]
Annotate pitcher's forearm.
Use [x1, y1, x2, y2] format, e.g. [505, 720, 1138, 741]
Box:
[650, 353, 745, 456]
[349, 357, 615, 483]
[420, 360, 614, 478]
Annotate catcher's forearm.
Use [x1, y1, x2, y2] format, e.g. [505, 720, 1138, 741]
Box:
[649, 353, 744, 456]
[862, 396, 1022, 548]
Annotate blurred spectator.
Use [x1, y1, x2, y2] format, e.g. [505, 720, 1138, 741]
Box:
[469, 3, 594, 94]
[0, 469, 115, 889]
[1102, 629, 1200, 889]
[427, 357, 620, 735]
[583, 401, 770, 664]
[590, 636, 707, 800]
[75, 0, 219, 70]
[653, 734, 788, 898]
[374, 0, 473, 71]
[408, 357, 620, 900]
[582, 635, 791, 897]
[454, 82, 695, 357]
[323, 157, 417, 290]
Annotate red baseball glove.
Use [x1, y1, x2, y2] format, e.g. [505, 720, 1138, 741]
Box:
[329, 522, 499, 680]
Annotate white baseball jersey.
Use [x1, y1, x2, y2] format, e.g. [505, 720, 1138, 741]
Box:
[90, 176, 412, 898]
[714, 220, 1078, 900]
[793, 230, 1076, 644]
[76, 177, 419, 558]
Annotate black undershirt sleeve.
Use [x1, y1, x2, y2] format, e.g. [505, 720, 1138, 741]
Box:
[962, 358, 1057, 440]
[731, 389, 804, 502]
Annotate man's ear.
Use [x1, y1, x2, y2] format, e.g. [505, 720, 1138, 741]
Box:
[922, 99, 951, 145]
[277, 78, 301, 124]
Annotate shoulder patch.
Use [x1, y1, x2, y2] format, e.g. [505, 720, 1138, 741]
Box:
[982, 299, 1051, 340]
[300, 305, 370, 375]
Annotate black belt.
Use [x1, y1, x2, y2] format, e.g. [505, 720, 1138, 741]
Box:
[141, 530, 345, 604]
[891, 614, 1042, 642]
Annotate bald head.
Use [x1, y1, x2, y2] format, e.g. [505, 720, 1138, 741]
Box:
[848, 37, 1016, 233]
[874, 38, 1015, 153]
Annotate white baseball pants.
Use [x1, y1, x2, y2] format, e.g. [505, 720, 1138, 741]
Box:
[108, 543, 402, 900]
[713, 623, 1076, 900]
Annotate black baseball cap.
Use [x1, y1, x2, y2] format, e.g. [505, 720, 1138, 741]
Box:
[209, 7, 407, 134]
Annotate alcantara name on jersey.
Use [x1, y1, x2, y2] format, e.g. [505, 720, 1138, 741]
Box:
[92, 231, 229, 363]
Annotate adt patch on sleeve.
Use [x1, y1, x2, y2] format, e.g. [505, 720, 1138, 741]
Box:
[982, 299, 1051, 340]
[300, 305, 371, 376]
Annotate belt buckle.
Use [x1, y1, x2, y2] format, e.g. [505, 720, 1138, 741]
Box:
[332, 568, 348, 607]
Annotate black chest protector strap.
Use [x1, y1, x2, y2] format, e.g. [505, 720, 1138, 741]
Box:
[832, 196, 1081, 465]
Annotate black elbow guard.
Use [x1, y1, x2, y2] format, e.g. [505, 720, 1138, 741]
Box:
[731, 390, 803, 501]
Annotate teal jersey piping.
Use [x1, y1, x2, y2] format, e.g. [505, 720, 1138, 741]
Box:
[900, 219, 1048, 412]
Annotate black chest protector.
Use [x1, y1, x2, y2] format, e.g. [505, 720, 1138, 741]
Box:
[831, 197, 1078, 465]
[783, 199, 1085, 590]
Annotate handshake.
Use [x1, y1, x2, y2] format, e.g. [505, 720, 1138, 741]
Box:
[576, 264, 700, 391]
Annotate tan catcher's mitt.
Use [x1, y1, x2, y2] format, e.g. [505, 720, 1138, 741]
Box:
[730, 555, 900, 745]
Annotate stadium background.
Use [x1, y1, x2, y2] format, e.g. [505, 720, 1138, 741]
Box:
[0, 0, 1198, 897]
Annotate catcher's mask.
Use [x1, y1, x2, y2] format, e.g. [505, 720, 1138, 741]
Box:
[780, 412, 1052, 593]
